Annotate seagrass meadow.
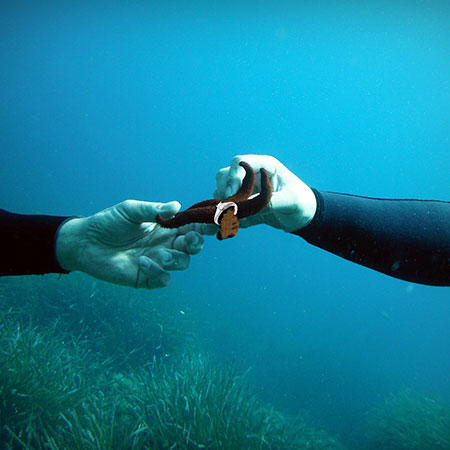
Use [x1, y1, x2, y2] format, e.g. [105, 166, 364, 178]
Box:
[364, 389, 450, 450]
[1, 3, 450, 448]
[0, 274, 348, 449]
[2, 275, 449, 449]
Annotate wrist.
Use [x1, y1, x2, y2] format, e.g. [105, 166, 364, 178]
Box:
[301, 186, 318, 228]
[55, 217, 85, 271]
[282, 185, 317, 233]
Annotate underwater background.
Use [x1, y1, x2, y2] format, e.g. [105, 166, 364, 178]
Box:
[1, 1, 449, 448]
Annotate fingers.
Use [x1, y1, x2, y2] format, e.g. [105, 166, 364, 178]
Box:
[173, 231, 204, 255]
[176, 222, 217, 236]
[136, 255, 171, 289]
[136, 250, 192, 289]
[215, 167, 240, 199]
[214, 156, 248, 199]
[134, 227, 209, 290]
[214, 154, 282, 200]
[116, 200, 181, 224]
[134, 237, 196, 289]
[157, 201, 182, 219]
[229, 154, 279, 178]
[152, 248, 191, 271]
[201, 224, 218, 235]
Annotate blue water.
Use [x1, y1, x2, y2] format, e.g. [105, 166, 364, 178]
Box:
[1, 2, 449, 446]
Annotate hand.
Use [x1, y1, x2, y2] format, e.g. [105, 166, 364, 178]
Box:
[214, 155, 317, 232]
[55, 200, 206, 289]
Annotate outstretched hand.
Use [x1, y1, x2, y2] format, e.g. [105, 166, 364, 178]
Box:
[55, 200, 206, 289]
[214, 155, 317, 232]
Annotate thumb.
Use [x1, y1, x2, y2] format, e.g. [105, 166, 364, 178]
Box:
[156, 201, 182, 218]
[117, 200, 181, 223]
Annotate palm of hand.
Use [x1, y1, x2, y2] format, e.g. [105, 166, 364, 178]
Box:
[62, 200, 201, 289]
[78, 207, 171, 286]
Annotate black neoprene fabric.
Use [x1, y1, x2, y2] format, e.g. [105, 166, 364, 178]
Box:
[1, 194, 449, 286]
[0, 209, 70, 276]
[295, 190, 450, 286]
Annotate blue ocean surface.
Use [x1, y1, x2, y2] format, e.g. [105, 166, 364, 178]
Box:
[1, 2, 449, 448]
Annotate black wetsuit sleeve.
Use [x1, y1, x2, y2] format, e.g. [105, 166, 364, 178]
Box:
[0, 209, 71, 276]
[294, 190, 450, 286]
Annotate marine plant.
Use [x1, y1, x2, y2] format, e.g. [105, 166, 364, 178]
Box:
[0, 275, 347, 449]
[0, 274, 196, 367]
[0, 312, 346, 449]
[365, 388, 450, 450]
[109, 353, 342, 449]
[0, 314, 107, 447]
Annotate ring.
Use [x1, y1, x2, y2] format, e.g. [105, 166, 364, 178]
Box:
[214, 201, 238, 225]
